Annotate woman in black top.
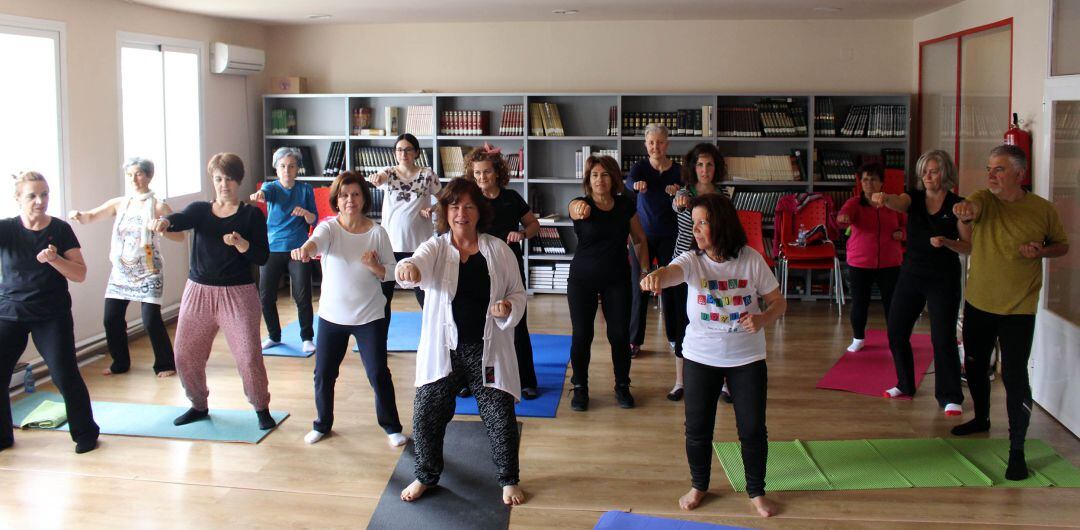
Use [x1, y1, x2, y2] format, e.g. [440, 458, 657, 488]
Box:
[874, 150, 970, 415]
[463, 145, 541, 400]
[0, 172, 99, 454]
[149, 153, 274, 429]
[567, 155, 650, 411]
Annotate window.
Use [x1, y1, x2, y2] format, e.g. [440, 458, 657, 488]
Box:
[119, 34, 202, 198]
[0, 16, 66, 218]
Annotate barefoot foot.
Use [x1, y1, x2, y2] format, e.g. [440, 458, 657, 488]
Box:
[679, 488, 707, 510]
[400, 480, 430, 502]
[157, 370, 176, 378]
[751, 495, 778, 517]
[503, 484, 525, 505]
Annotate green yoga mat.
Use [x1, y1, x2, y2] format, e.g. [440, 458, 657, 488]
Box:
[713, 438, 1080, 492]
[10, 391, 288, 444]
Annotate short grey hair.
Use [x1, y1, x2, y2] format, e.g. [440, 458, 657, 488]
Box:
[272, 146, 303, 167]
[643, 123, 669, 139]
[990, 144, 1027, 173]
[123, 157, 155, 179]
[914, 149, 958, 191]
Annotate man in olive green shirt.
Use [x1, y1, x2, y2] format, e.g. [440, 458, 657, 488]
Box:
[952, 144, 1069, 481]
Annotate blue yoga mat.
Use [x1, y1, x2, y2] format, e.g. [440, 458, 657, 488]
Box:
[455, 333, 570, 419]
[10, 391, 288, 443]
[268, 312, 423, 357]
[594, 511, 752, 530]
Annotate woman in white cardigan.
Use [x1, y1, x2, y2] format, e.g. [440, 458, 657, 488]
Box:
[396, 178, 527, 507]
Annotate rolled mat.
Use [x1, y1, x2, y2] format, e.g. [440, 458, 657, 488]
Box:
[815, 329, 933, 399]
[713, 438, 1080, 492]
[367, 420, 523, 530]
[11, 391, 288, 444]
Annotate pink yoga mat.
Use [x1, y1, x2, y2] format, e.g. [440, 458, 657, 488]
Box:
[815, 329, 934, 399]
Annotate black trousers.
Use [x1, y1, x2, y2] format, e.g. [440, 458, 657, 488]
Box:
[669, 283, 688, 358]
[962, 303, 1036, 450]
[886, 269, 963, 406]
[684, 358, 768, 498]
[511, 254, 536, 389]
[103, 298, 175, 374]
[0, 313, 100, 447]
[259, 251, 314, 342]
[567, 276, 632, 387]
[381, 252, 426, 348]
[629, 234, 681, 347]
[312, 317, 402, 434]
[847, 266, 899, 340]
[412, 342, 519, 487]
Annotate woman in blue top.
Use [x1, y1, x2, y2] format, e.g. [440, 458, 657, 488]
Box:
[250, 147, 318, 353]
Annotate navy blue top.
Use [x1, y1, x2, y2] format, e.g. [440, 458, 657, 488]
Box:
[0, 217, 79, 321]
[626, 159, 682, 238]
[260, 180, 317, 252]
[167, 202, 270, 286]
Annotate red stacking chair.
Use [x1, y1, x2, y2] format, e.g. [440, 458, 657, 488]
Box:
[777, 197, 844, 312]
[252, 181, 268, 218]
[736, 209, 775, 270]
[313, 186, 335, 225]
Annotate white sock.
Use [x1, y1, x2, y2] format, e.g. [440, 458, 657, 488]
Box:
[302, 340, 316, 353]
[388, 432, 407, 447]
[847, 338, 865, 352]
[884, 387, 904, 398]
[944, 403, 963, 416]
[261, 337, 281, 349]
[721, 383, 730, 394]
[304, 430, 325, 444]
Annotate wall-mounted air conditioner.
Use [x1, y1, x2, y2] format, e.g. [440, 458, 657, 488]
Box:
[211, 42, 265, 75]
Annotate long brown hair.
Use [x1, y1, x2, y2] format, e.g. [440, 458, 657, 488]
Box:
[434, 178, 493, 234]
[582, 155, 622, 200]
[689, 193, 746, 260]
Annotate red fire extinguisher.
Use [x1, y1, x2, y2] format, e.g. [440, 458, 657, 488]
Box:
[1003, 112, 1032, 187]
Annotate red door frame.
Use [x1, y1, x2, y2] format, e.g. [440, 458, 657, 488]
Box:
[917, 18, 1013, 180]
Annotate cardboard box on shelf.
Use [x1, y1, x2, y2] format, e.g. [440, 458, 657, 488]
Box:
[271, 76, 307, 94]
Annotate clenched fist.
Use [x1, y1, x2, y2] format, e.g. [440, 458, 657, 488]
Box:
[870, 192, 887, 208]
[953, 201, 978, 222]
[569, 200, 591, 220]
[397, 262, 421, 283]
[929, 236, 946, 248]
[506, 231, 526, 244]
[491, 299, 512, 318]
[738, 313, 765, 334]
[632, 180, 648, 192]
[291, 246, 315, 262]
[1019, 241, 1043, 259]
[639, 269, 664, 294]
[367, 172, 388, 187]
[36, 244, 58, 264]
[249, 190, 265, 202]
[148, 217, 171, 233]
[223, 231, 247, 248]
[361, 250, 379, 268]
[68, 210, 86, 224]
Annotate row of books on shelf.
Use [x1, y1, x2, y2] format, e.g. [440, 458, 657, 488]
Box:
[498, 104, 525, 136]
[529, 227, 568, 255]
[621, 155, 685, 173]
[405, 105, 434, 136]
[438, 146, 525, 179]
[839, 105, 907, 137]
[731, 191, 785, 223]
[817, 150, 858, 181]
[814, 98, 838, 137]
[528, 263, 570, 290]
[606, 105, 619, 137]
[575, 147, 620, 179]
[269, 108, 298, 135]
[725, 154, 803, 182]
[717, 99, 807, 137]
[440, 110, 490, 136]
[322, 142, 348, 175]
[623, 107, 714, 137]
[353, 147, 433, 177]
[529, 102, 565, 136]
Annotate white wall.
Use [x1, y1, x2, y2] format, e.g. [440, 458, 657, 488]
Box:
[0, 0, 266, 364]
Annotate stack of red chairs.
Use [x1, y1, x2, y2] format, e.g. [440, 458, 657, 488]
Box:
[776, 198, 844, 311]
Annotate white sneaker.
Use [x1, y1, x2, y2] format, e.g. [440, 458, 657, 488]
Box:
[304, 430, 325, 444]
[944, 403, 963, 416]
[847, 338, 865, 352]
[302, 340, 316, 353]
[261, 338, 281, 349]
[388, 432, 407, 447]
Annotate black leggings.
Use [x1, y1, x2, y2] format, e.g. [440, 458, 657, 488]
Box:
[0, 313, 100, 447]
[847, 266, 899, 340]
[103, 298, 175, 374]
[887, 269, 963, 406]
[381, 252, 426, 347]
[629, 234, 681, 347]
[962, 303, 1035, 450]
[312, 317, 402, 435]
[259, 251, 313, 342]
[567, 276, 632, 387]
[684, 358, 768, 498]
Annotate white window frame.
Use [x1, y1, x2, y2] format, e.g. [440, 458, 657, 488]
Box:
[116, 31, 206, 201]
[0, 14, 69, 215]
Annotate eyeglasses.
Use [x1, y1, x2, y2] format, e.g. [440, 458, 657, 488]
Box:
[395, 148, 418, 154]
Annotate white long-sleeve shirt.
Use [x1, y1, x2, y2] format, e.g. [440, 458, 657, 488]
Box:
[396, 233, 526, 401]
[309, 219, 397, 326]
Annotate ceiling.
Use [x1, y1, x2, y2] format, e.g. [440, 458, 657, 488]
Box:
[128, 0, 965, 25]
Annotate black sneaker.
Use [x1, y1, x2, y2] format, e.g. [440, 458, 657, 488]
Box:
[571, 386, 589, 411]
[615, 385, 635, 409]
[629, 344, 640, 358]
[522, 387, 539, 400]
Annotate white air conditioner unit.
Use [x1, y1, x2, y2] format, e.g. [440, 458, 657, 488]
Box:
[211, 42, 265, 75]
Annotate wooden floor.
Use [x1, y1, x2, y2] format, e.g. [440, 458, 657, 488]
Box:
[2, 292, 1078, 529]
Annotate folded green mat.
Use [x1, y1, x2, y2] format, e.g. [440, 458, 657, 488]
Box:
[713, 438, 1080, 492]
[19, 400, 68, 429]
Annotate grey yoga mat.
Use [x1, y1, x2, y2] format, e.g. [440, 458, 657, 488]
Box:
[367, 420, 523, 530]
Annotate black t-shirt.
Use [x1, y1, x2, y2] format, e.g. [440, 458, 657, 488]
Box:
[903, 189, 964, 279]
[0, 217, 80, 321]
[453, 252, 490, 344]
[485, 188, 530, 258]
[167, 201, 270, 286]
[570, 194, 636, 284]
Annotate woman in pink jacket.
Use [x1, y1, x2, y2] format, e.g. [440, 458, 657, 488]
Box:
[836, 162, 905, 353]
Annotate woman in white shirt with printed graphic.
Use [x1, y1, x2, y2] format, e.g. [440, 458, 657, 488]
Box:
[640, 193, 786, 519]
[291, 172, 405, 448]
